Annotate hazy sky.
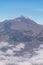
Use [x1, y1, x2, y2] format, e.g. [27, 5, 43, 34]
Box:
[0, 0, 43, 24]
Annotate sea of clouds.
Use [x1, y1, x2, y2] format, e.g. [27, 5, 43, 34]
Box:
[0, 41, 43, 65]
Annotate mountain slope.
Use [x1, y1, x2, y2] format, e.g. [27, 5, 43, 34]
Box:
[0, 16, 42, 32]
[0, 16, 43, 44]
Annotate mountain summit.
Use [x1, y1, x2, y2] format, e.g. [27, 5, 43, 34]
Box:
[0, 16, 42, 31]
[0, 16, 43, 43]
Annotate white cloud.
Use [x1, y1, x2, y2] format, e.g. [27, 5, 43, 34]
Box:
[17, 61, 32, 65]
[30, 44, 43, 65]
[0, 61, 6, 65]
[0, 42, 9, 48]
[6, 49, 14, 55]
[16, 43, 25, 49]
[13, 43, 25, 51]
[0, 41, 43, 65]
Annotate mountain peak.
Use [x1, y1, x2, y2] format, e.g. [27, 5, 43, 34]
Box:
[15, 16, 29, 20]
[0, 16, 43, 42]
[20, 16, 26, 18]
[19, 16, 29, 19]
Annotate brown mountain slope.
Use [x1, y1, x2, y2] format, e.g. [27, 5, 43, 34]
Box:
[0, 16, 43, 42]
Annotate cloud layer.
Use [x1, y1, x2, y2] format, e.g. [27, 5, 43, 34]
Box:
[0, 41, 43, 65]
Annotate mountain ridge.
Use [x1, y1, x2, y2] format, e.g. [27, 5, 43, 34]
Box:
[0, 16, 42, 31]
[0, 16, 43, 45]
